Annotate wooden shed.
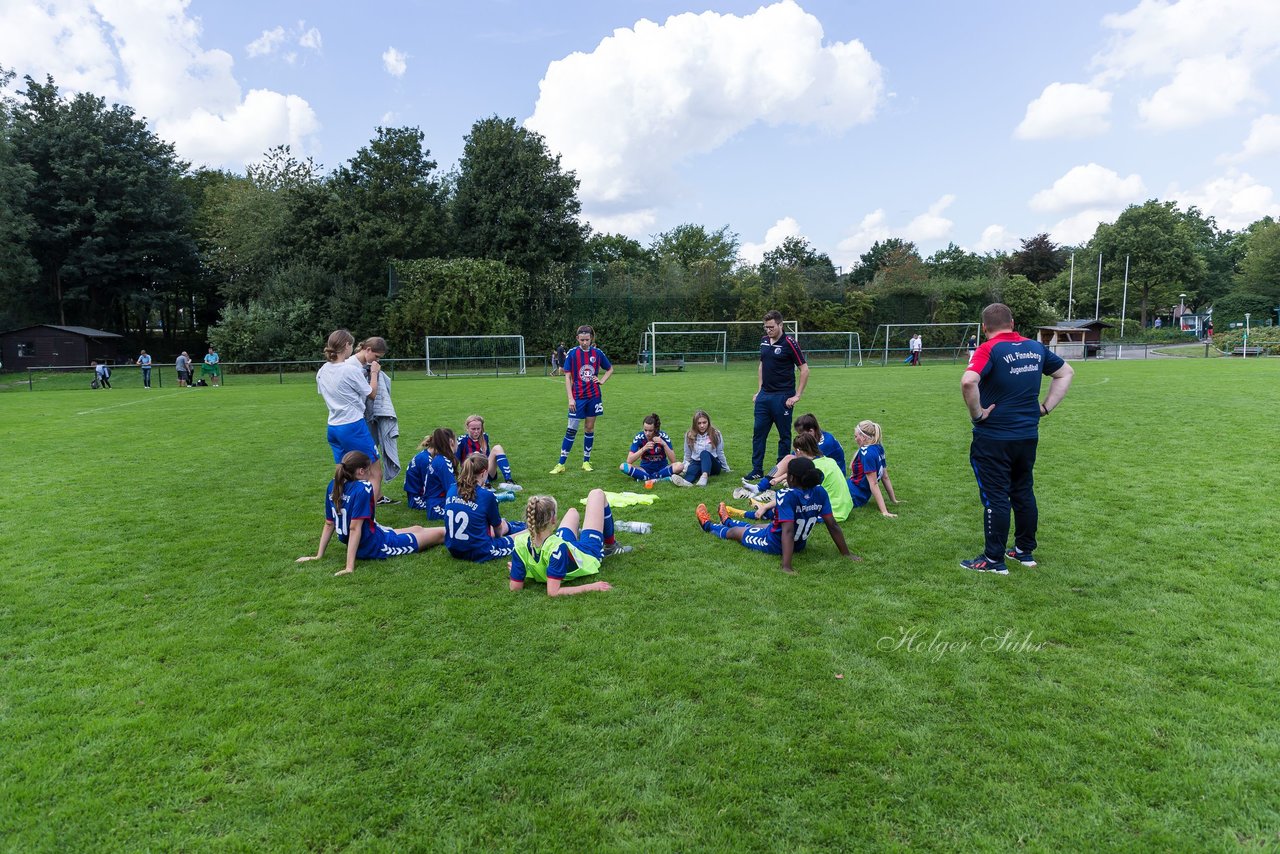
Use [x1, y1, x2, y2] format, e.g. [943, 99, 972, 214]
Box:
[1034, 319, 1113, 360]
[0, 324, 125, 371]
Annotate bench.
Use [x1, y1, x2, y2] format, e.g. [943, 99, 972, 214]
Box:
[652, 358, 685, 372]
[1232, 346, 1263, 357]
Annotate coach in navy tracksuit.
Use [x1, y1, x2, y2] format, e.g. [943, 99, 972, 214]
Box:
[749, 310, 809, 480]
[960, 303, 1074, 574]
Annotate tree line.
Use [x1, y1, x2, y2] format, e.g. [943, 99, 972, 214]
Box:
[3, 68, 1278, 365]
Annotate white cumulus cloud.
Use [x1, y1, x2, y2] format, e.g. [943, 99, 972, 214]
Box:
[975, 225, 1019, 254]
[1048, 208, 1120, 246]
[0, 1, 321, 170]
[382, 47, 407, 77]
[1169, 170, 1280, 231]
[1138, 54, 1257, 129]
[740, 217, 804, 265]
[247, 26, 285, 57]
[834, 196, 955, 266]
[1227, 113, 1280, 161]
[1030, 163, 1145, 213]
[299, 26, 322, 52]
[526, 0, 884, 229]
[1015, 82, 1112, 139]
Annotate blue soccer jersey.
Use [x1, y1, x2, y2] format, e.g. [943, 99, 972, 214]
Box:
[819, 431, 846, 476]
[456, 431, 490, 464]
[771, 484, 832, 552]
[443, 484, 525, 561]
[325, 479, 416, 560]
[564, 346, 611, 401]
[759, 334, 806, 394]
[967, 331, 1066, 440]
[630, 430, 674, 475]
[848, 443, 887, 508]
[403, 450, 455, 516]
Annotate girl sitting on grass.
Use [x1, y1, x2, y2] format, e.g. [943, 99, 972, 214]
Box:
[619, 413, 686, 487]
[793, 412, 846, 476]
[732, 432, 853, 522]
[679, 409, 731, 487]
[404, 427, 457, 520]
[848, 420, 899, 518]
[297, 451, 444, 576]
[456, 414, 521, 491]
[444, 454, 526, 563]
[509, 490, 646, 596]
[696, 456, 859, 575]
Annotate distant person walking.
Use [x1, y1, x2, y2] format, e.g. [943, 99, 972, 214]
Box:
[909, 333, 923, 366]
[135, 350, 152, 388]
[91, 360, 112, 389]
[555, 342, 567, 376]
[175, 351, 192, 387]
[960, 303, 1074, 574]
[747, 310, 807, 482]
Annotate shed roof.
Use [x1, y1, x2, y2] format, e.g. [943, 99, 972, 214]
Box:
[0, 324, 123, 338]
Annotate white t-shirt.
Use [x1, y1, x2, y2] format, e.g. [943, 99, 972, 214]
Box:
[317, 356, 371, 426]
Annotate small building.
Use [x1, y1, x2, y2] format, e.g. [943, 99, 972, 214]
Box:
[1034, 319, 1113, 360]
[0, 324, 125, 371]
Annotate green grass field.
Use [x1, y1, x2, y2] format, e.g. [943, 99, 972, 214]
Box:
[3, 359, 1278, 851]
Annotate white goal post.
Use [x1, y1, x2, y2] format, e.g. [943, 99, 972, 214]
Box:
[424, 335, 526, 377]
[794, 331, 863, 368]
[870, 322, 979, 365]
[642, 320, 798, 374]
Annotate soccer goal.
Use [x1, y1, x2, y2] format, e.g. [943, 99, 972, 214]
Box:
[424, 335, 526, 377]
[641, 320, 798, 374]
[794, 331, 862, 368]
[870, 322, 979, 366]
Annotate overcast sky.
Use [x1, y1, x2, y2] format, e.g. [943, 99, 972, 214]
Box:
[3, 0, 1279, 269]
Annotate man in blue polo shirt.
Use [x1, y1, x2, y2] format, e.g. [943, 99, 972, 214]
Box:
[748, 310, 808, 482]
[960, 303, 1074, 574]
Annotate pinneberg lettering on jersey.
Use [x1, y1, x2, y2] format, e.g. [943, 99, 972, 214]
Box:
[1001, 350, 1042, 365]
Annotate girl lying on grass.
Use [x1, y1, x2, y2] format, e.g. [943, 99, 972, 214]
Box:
[509, 489, 647, 596]
[848, 420, 899, 518]
[444, 453, 527, 563]
[697, 456, 859, 575]
[298, 450, 444, 576]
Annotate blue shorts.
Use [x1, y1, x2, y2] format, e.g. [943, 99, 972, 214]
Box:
[327, 420, 379, 464]
[448, 535, 519, 563]
[739, 525, 783, 555]
[355, 525, 419, 560]
[427, 500, 445, 521]
[568, 398, 604, 420]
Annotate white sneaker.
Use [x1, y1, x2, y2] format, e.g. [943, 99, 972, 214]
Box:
[496, 482, 522, 491]
[696, 474, 708, 487]
[669, 474, 693, 488]
[732, 487, 755, 500]
[615, 520, 652, 534]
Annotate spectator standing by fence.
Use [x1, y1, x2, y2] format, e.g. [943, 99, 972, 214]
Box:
[176, 352, 192, 387]
[136, 350, 152, 388]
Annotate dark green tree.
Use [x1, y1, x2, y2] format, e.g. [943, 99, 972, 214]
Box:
[0, 68, 39, 331]
[10, 75, 198, 331]
[926, 242, 988, 281]
[1237, 218, 1280, 301]
[849, 238, 918, 287]
[1090, 200, 1205, 327]
[760, 235, 837, 286]
[1005, 233, 1066, 284]
[451, 116, 587, 276]
[650, 223, 740, 275]
[585, 232, 651, 268]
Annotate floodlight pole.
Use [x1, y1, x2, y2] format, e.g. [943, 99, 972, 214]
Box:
[1095, 253, 1102, 320]
[1067, 253, 1075, 321]
[1119, 255, 1130, 338]
[1244, 313, 1250, 358]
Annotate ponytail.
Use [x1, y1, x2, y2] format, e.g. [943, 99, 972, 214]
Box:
[856, 420, 883, 445]
[324, 329, 354, 362]
[332, 450, 372, 509]
[421, 426, 455, 454]
[456, 453, 488, 503]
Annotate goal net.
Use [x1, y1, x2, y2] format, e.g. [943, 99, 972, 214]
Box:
[424, 335, 526, 377]
[870, 322, 979, 366]
[794, 331, 862, 368]
[642, 320, 798, 373]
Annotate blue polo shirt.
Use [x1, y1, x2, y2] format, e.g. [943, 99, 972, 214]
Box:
[967, 331, 1065, 440]
[759, 334, 806, 394]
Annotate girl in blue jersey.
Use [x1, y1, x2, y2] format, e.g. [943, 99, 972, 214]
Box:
[509, 489, 642, 596]
[551, 325, 613, 474]
[457, 414, 521, 490]
[793, 413, 846, 476]
[403, 427, 457, 519]
[724, 432, 853, 522]
[297, 451, 444, 576]
[619, 412, 686, 487]
[444, 453, 528, 563]
[697, 457, 859, 574]
[848, 420, 899, 518]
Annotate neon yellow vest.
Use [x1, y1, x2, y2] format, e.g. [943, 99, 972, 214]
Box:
[815, 456, 853, 522]
[511, 530, 600, 583]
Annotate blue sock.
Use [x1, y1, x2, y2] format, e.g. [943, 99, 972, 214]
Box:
[559, 428, 577, 464]
[756, 476, 771, 491]
[603, 504, 614, 542]
[496, 453, 513, 481]
[583, 431, 594, 462]
[623, 464, 646, 482]
[707, 522, 730, 539]
[745, 509, 759, 520]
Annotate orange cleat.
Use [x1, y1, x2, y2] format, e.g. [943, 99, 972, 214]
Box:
[695, 503, 712, 530]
